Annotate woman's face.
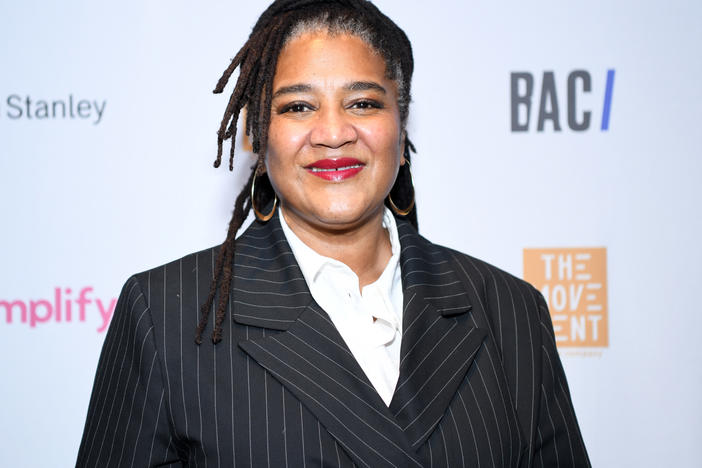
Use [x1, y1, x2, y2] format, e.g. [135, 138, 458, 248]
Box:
[266, 31, 403, 233]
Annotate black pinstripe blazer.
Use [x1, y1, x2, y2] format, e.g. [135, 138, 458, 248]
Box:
[77, 212, 590, 467]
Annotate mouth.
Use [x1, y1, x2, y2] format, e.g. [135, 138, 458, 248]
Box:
[304, 157, 365, 181]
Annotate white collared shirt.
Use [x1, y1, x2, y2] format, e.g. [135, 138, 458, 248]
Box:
[279, 207, 403, 406]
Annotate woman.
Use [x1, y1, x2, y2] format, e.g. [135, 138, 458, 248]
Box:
[77, 1, 590, 467]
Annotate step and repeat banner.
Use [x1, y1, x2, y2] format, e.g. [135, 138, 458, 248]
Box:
[1, 1, 700, 466]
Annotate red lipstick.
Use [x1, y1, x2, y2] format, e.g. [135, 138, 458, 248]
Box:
[305, 158, 364, 181]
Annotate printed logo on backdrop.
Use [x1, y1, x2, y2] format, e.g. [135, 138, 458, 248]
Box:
[1, 94, 107, 124]
[510, 70, 615, 132]
[1, 286, 116, 333]
[523, 248, 608, 354]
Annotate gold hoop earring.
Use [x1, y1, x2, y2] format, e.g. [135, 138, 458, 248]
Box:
[388, 161, 415, 217]
[251, 171, 278, 222]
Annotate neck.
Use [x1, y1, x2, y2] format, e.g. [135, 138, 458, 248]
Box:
[280, 205, 393, 289]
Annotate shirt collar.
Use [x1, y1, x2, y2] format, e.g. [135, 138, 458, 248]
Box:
[278, 206, 401, 291]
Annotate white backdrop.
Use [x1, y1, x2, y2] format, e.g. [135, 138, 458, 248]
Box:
[1, 1, 701, 466]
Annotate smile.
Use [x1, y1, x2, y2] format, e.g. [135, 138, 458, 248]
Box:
[305, 158, 365, 181]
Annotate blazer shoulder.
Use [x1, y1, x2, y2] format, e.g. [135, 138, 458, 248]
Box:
[425, 242, 549, 352]
[129, 217, 277, 289]
[131, 244, 221, 288]
[434, 242, 543, 306]
[396, 218, 544, 317]
[121, 245, 223, 337]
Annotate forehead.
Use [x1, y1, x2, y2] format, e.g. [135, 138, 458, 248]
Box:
[273, 32, 393, 91]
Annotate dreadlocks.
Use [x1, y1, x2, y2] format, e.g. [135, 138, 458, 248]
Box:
[196, 0, 417, 344]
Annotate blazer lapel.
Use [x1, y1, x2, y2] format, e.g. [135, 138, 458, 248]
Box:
[390, 220, 489, 450]
[232, 213, 424, 468]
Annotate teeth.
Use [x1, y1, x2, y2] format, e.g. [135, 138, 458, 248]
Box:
[310, 164, 362, 172]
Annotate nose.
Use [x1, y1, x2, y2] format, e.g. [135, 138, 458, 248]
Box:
[309, 106, 358, 149]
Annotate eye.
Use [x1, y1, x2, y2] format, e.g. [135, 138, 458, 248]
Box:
[349, 99, 383, 110]
[279, 102, 314, 114]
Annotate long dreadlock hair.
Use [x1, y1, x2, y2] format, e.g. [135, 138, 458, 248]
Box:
[196, 0, 418, 344]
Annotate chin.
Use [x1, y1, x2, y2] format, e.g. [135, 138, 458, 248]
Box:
[312, 202, 382, 229]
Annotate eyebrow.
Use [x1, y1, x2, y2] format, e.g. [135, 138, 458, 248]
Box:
[272, 84, 312, 99]
[272, 81, 387, 99]
[345, 81, 386, 94]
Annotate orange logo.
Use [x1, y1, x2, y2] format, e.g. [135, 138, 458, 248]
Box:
[523, 248, 608, 347]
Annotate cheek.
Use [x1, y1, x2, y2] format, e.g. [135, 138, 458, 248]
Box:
[266, 122, 306, 177]
[268, 120, 308, 155]
[266, 124, 309, 198]
[358, 119, 402, 162]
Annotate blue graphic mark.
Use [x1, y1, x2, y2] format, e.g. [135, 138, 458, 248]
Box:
[601, 69, 615, 131]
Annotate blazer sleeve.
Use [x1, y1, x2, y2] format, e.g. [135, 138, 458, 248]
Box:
[530, 290, 592, 467]
[76, 276, 181, 468]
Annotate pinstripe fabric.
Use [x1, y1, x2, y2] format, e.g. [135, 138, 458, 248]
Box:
[77, 212, 590, 467]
